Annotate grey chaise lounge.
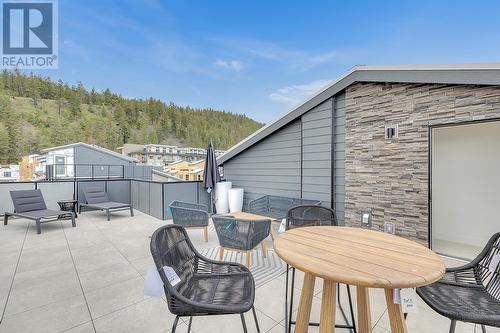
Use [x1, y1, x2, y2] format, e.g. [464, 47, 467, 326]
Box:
[79, 187, 133, 221]
[4, 189, 76, 234]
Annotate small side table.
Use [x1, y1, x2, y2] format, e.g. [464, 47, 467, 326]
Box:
[58, 200, 78, 218]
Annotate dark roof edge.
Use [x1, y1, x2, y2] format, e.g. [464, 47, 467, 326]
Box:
[218, 63, 500, 164]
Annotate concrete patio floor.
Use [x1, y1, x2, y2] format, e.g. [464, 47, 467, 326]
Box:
[0, 211, 497, 333]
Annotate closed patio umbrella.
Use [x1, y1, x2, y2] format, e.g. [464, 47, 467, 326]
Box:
[203, 141, 221, 212]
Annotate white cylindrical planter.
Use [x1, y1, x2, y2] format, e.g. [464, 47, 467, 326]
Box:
[214, 181, 232, 214]
[228, 188, 244, 213]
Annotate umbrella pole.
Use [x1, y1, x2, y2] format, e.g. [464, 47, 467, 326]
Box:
[210, 189, 215, 214]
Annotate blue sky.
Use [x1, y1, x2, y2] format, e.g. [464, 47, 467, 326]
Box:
[38, 0, 500, 123]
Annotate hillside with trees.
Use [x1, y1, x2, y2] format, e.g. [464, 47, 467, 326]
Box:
[0, 70, 263, 163]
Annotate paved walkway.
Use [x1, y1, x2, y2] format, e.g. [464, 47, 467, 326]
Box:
[0, 211, 497, 332]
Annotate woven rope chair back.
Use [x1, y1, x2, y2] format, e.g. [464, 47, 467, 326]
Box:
[286, 205, 336, 230]
[150, 225, 197, 309]
[477, 232, 500, 299]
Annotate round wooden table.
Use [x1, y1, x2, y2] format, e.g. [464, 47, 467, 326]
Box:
[273, 226, 445, 333]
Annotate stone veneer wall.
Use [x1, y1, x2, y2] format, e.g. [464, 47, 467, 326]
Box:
[344, 82, 500, 244]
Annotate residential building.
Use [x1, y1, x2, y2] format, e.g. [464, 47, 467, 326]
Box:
[151, 169, 184, 182]
[39, 142, 136, 179]
[219, 63, 500, 260]
[115, 143, 146, 164]
[19, 154, 44, 181]
[117, 143, 224, 166]
[165, 159, 205, 181]
[0, 165, 20, 182]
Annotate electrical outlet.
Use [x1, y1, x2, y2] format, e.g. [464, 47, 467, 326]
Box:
[361, 212, 372, 227]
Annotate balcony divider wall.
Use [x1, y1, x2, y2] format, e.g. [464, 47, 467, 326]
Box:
[0, 179, 209, 221]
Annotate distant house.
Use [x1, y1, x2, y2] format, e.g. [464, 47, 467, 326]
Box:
[117, 143, 224, 166]
[40, 142, 136, 179]
[19, 154, 43, 181]
[151, 169, 184, 182]
[164, 159, 205, 181]
[0, 165, 20, 182]
[115, 144, 146, 164]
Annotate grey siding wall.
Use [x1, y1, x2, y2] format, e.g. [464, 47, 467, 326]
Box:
[300, 99, 333, 204]
[223, 94, 347, 214]
[223, 120, 302, 208]
[333, 93, 346, 224]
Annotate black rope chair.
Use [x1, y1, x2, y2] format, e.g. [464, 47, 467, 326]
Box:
[212, 215, 271, 268]
[417, 232, 500, 333]
[284, 205, 357, 333]
[150, 225, 260, 333]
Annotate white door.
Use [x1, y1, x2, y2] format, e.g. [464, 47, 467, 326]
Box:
[431, 121, 500, 259]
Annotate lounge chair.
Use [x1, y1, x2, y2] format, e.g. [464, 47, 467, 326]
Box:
[79, 187, 133, 221]
[4, 189, 75, 234]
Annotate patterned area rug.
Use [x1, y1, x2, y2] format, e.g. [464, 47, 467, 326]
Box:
[199, 247, 286, 287]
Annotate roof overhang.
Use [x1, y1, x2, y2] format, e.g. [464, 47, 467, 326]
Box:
[218, 63, 500, 164]
[41, 142, 137, 163]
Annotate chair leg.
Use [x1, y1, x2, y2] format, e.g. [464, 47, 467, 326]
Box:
[71, 213, 76, 227]
[481, 325, 487, 333]
[346, 284, 357, 333]
[187, 316, 193, 332]
[261, 241, 266, 258]
[240, 313, 248, 333]
[219, 247, 225, 261]
[36, 218, 42, 234]
[285, 264, 289, 333]
[203, 226, 208, 242]
[106, 209, 110, 221]
[245, 250, 251, 268]
[252, 306, 260, 333]
[449, 319, 456, 333]
[288, 267, 295, 333]
[130, 206, 134, 217]
[4, 214, 8, 225]
[171, 316, 179, 333]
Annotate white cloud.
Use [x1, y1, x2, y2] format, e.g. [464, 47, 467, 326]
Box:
[213, 59, 245, 71]
[269, 79, 332, 105]
[211, 37, 340, 71]
[250, 45, 338, 70]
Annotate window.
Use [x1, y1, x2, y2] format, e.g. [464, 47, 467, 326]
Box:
[197, 175, 201, 181]
[3, 171, 11, 178]
[185, 175, 189, 180]
[55, 156, 66, 175]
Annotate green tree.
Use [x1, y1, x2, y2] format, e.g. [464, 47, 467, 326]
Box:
[0, 122, 10, 164]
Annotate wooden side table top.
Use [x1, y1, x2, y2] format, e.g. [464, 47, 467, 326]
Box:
[274, 226, 445, 289]
[223, 211, 278, 221]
